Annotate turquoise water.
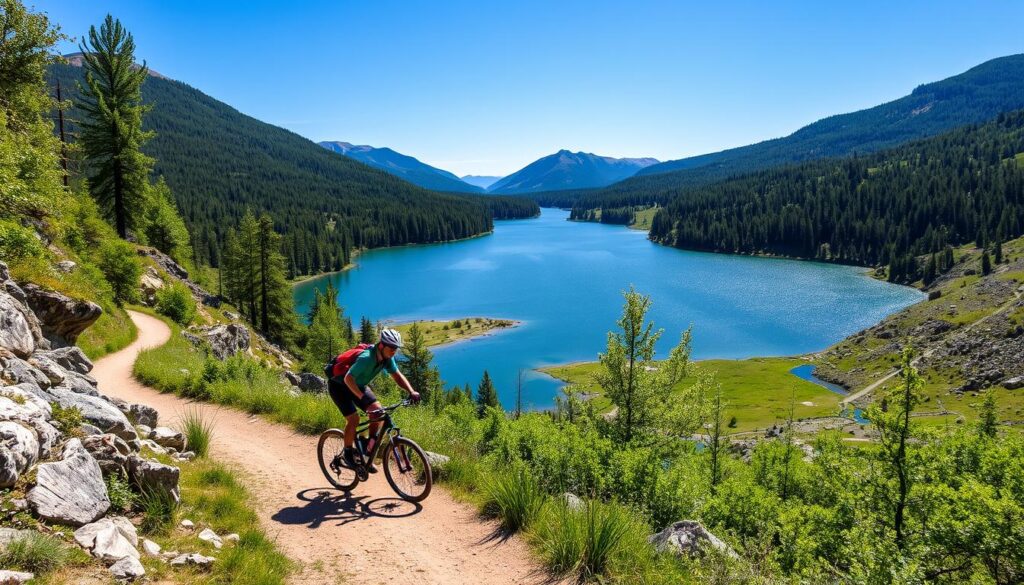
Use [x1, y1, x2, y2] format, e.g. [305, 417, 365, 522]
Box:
[790, 364, 870, 424]
[294, 209, 923, 410]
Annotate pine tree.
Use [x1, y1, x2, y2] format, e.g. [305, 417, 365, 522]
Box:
[143, 177, 193, 268]
[303, 280, 349, 372]
[994, 239, 1004, 264]
[77, 14, 154, 238]
[982, 251, 992, 276]
[476, 370, 499, 417]
[977, 391, 998, 439]
[359, 317, 374, 344]
[400, 323, 435, 403]
[256, 213, 296, 345]
[923, 253, 937, 285]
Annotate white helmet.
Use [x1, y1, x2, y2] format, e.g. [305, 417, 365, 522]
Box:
[379, 328, 403, 348]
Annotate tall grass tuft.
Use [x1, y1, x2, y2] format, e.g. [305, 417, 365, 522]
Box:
[139, 486, 179, 534]
[532, 500, 585, 575]
[0, 531, 80, 573]
[578, 500, 636, 580]
[483, 467, 547, 533]
[178, 406, 215, 457]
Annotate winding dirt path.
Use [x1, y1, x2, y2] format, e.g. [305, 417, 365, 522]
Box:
[91, 310, 547, 585]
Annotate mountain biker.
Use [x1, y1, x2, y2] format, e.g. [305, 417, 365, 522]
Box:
[327, 328, 420, 472]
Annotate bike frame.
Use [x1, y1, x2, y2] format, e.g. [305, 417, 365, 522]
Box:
[355, 401, 414, 472]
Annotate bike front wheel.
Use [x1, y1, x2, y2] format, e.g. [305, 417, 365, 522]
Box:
[317, 429, 359, 490]
[383, 437, 432, 502]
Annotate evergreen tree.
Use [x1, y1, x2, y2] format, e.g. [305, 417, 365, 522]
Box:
[977, 390, 998, 439]
[303, 280, 349, 372]
[143, 177, 193, 267]
[923, 253, 937, 285]
[707, 381, 725, 494]
[982, 251, 992, 276]
[596, 287, 696, 442]
[476, 370, 499, 417]
[77, 14, 153, 238]
[359, 316, 374, 344]
[400, 322, 435, 403]
[994, 239, 1004, 264]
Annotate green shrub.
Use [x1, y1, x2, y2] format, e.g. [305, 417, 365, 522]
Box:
[533, 500, 586, 575]
[50, 403, 84, 434]
[483, 467, 547, 533]
[105, 473, 136, 512]
[155, 280, 197, 325]
[0, 219, 44, 261]
[178, 406, 214, 457]
[0, 531, 80, 574]
[97, 239, 141, 305]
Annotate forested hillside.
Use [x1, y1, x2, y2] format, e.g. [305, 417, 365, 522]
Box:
[568, 54, 1024, 212]
[48, 63, 497, 276]
[648, 111, 1024, 279]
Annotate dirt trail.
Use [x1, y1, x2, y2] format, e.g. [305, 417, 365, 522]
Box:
[91, 310, 547, 585]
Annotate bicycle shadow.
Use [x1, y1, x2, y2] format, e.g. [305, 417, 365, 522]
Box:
[271, 488, 422, 529]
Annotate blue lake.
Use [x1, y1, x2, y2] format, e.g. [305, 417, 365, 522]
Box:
[293, 209, 923, 410]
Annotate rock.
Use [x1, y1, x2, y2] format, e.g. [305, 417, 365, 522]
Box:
[109, 556, 145, 580]
[55, 260, 77, 273]
[648, 520, 736, 559]
[139, 268, 164, 306]
[0, 292, 35, 358]
[198, 527, 223, 549]
[0, 527, 33, 548]
[80, 423, 103, 436]
[128, 455, 180, 503]
[175, 451, 196, 462]
[560, 492, 584, 511]
[9, 499, 27, 512]
[0, 570, 34, 585]
[1004, 376, 1024, 390]
[74, 517, 135, 549]
[140, 439, 166, 455]
[223, 310, 239, 320]
[21, 418, 58, 460]
[25, 354, 64, 385]
[35, 346, 92, 375]
[0, 356, 50, 388]
[196, 323, 250, 360]
[141, 538, 161, 556]
[224, 533, 240, 543]
[424, 451, 450, 469]
[45, 385, 137, 443]
[127, 404, 158, 428]
[283, 371, 301, 386]
[91, 523, 139, 563]
[297, 373, 326, 393]
[0, 385, 52, 420]
[60, 371, 100, 397]
[22, 283, 102, 347]
[179, 519, 194, 530]
[169, 553, 215, 567]
[150, 426, 186, 451]
[0, 451, 17, 489]
[27, 439, 110, 526]
[81, 434, 132, 478]
[0, 421, 39, 487]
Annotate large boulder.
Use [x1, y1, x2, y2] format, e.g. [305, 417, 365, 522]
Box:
[81, 434, 132, 478]
[139, 268, 164, 306]
[127, 403, 158, 428]
[0, 421, 39, 487]
[0, 292, 35, 358]
[1004, 376, 1024, 390]
[297, 373, 326, 393]
[128, 455, 180, 503]
[109, 556, 145, 580]
[149, 427, 186, 451]
[74, 516, 138, 551]
[44, 385, 137, 444]
[25, 354, 65, 385]
[648, 520, 737, 559]
[22, 283, 102, 347]
[0, 355, 50, 389]
[34, 346, 93, 375]
[0, 384, 53, 421]
[196, 324, 250, 360]
[27, 439, 110, 526]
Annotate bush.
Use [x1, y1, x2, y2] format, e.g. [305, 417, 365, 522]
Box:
[105, 473, 137, 512]
[483, 467, 547, 533]
[0, 219, 44, 261]
[97, 239, 141, 305]
[0, 531, 80, 574]
[155, 280, 197, 325]
[178, 406, 214, 457]
[50, 403, 84, 434]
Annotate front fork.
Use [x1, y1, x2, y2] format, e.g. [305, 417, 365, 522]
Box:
[388, 431, 413, 473]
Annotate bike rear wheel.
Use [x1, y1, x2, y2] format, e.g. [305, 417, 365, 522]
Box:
[317, 429, 358, 490]
[383, 437, 432, 502]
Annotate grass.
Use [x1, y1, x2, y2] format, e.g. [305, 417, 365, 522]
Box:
[483, 467, 547, 533]
[77, 305, 138, 359]
[179, 406, 215, 457]
[392, 316, 519, 348]
[0, 531, 90, 574]
[105, 473, 137, 513]
[139, 484, 180, 534]
[541, 357, 844, 433]
[628, 206, 660, 231]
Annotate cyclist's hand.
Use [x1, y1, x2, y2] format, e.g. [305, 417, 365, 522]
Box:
[409, 391, 421, 404]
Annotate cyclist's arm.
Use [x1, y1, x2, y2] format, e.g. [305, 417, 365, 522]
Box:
[343, 372, 364, 398]
[390, 370, 415, 395]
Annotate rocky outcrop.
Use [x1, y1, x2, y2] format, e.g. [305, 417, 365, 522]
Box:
[648, 520, 737, 559]
[128, 454, 181, 503]
[27, 439, 110, 526]
[149, 426, 186, 451]
[22, 283, 101, 347]
[0, 292, 37, 359]
[139, 267, 165, 306]
[34, 346, 92, 375]
[127, 403, 158, 428]
[185, 323, 250, 360]
[297, 373, 326, 393]
[81, 434, 132, 478]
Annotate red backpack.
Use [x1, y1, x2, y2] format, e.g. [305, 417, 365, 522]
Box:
[324, 343, 373, 380]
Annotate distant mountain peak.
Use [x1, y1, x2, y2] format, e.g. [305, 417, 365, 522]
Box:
[488, 151, 659, 195]
[63, 52, 168, 80]
[318, 141, 482, 193]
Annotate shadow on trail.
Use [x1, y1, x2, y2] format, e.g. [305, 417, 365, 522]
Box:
[271, 488, 422, 529]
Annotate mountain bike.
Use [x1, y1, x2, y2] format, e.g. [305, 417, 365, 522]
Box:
[317, 399, 433, 502]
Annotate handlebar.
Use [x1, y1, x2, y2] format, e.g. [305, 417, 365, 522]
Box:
[367, 398, 414, 418]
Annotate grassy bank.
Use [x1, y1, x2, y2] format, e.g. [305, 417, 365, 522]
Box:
[541, 356, 843, 433]
[392, 317, 519, 348]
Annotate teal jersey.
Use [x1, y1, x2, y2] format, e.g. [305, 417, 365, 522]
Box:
[346, 347, 398, 388]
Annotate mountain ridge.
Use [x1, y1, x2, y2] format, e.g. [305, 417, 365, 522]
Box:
[318, 141, 483, 193]
[488, 150, 658, 195]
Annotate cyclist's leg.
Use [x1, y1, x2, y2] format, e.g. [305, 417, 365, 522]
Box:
[327, 379, 359, 448]
[357, 386, 383, 452]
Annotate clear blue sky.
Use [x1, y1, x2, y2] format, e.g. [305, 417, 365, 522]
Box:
[34, 0, 1024, 177]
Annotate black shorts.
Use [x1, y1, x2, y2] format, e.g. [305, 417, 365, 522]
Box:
[327, 378, 378, 417]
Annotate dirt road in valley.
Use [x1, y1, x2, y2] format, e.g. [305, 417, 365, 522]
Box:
[91, 310, 547, 584]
